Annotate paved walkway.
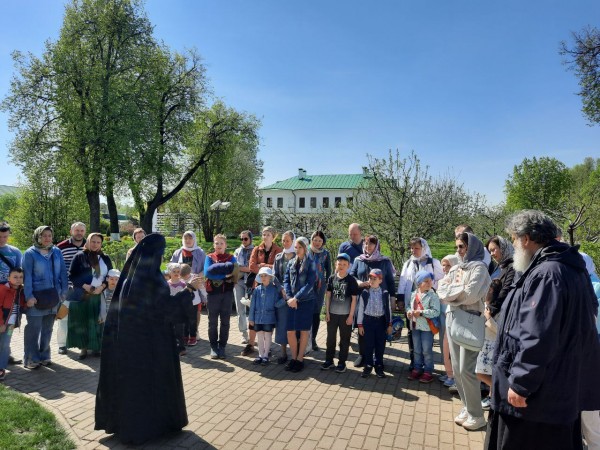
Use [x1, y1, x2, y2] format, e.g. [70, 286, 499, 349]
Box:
[5, 318, 486, 449]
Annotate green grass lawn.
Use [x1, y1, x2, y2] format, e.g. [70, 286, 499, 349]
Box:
[0, 385, 75, 450]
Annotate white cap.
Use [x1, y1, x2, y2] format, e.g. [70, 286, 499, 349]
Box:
[107, 269, 121, 278]
[258, 267, 274, 277]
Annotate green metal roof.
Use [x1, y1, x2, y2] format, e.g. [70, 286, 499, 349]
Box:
[0, 185, 19, 196]
[261, 174, 368, 191]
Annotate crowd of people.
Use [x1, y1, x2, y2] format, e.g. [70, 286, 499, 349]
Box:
[0, 211, 599, 449]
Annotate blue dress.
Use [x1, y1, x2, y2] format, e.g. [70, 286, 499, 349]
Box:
[274, 251, 295, 345]
[283, 256, 317, 331]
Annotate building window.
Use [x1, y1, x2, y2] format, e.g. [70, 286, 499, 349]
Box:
[347, 197, 353, 208]
[335, 197, 342, 208]
[266, 197, 272, 208]
[277, 197, 283, 208]
[299, 197, 306, 208]
[322, 197, 329, 208]
[310, 197, 317, 208]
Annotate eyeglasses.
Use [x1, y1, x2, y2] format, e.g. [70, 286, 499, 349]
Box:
[455, 244, 465, 249]
[241, 237, 250, 241]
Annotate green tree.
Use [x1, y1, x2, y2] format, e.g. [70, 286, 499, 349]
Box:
[175, 102, 262, 241]
[354, 150, 483, 266]
[0, 194, 18, 223]
[561, 27, 600, 125]
[504, 157, 572, 213]
[2, 0, 154, 232]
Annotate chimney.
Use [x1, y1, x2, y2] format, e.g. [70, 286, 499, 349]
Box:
[298, 168, 305, 180]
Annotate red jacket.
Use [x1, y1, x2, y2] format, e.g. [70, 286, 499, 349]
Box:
[0, 283, 26, 327]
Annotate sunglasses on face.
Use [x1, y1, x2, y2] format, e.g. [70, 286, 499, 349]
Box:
[241, 237, 250, 241]
[455, 244, 465, 249]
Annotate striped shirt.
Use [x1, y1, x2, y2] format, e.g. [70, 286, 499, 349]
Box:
[57, 238, 86, 278]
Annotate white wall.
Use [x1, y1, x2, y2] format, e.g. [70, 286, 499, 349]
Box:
[259, 188, 356, 214]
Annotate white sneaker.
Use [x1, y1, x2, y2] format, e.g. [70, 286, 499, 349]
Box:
[454, 407, 468, 425]
[462, 415, 487, 431]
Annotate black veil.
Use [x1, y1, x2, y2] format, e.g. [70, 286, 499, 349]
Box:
[95, 233, 188, 444]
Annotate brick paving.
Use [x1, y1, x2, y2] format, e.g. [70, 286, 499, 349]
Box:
[4, 317, 486, 449]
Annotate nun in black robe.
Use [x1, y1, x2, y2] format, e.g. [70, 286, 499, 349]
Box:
[95, 233, 194, 445]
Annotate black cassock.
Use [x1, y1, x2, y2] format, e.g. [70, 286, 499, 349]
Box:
[95, 233, 192, 445]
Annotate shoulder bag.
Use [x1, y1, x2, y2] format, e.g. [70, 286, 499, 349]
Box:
[447, 308, 485, 351]
[32, 251, 60, 310]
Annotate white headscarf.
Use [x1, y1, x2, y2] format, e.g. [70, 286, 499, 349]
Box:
[182, 231, 200, 252]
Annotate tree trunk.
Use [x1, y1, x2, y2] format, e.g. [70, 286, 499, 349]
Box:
[87, 190, 101, 232]
[106, 188, 120, 241]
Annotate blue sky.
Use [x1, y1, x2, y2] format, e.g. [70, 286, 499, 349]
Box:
[1, 0, 600, 204]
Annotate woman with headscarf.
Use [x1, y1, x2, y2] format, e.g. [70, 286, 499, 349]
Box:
[170, 231, 206, 346]
[397, 237, 444, 370]
[95, 233, 200, 445]
[478, 236, 516, 410]
[67, 232, 113, 359]
[283, 236, 317, 373]
[22, 226, 68, 369]
[349, 235, 396, 367]
[308, 230, 332, 352]
[273, 230, 295, 364]
[439, 254, 460, 390]
[438, 232, 492, 432]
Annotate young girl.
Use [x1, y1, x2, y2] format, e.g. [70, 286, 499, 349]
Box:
[167, 263, 187, 355]
[0, 267, 26, 381]
[249, 267, 283, 365]
[439, 255, 459, 390]
[99, 269, 120, 323]
[406, 270, 441, 383]
[476, 279, 502, 410]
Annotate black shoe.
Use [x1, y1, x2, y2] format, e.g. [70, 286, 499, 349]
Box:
[285, 359, 297, 371]
[375, 369, 386, 378]
[57, 347, 67, 355]
[312, 342, 320, 351]
[335, 363, 347, 373]
[361, 366, 373, 378]
[8, 355, 22, 365]
[321, 361, 335, 370]
[277, 355, 288, 365]
[291, 360, 304, 373]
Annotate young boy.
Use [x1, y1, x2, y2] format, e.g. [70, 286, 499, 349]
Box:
[0, 267, 26, 381]
[321, 253, 359, 373]
[357, 268, 392, 378]
[99, 269, 120, 323]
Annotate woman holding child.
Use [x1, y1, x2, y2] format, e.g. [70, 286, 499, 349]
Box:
[68, 232, 113, 360]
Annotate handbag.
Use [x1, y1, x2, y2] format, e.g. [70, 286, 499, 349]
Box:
[426, 317, 440, 335]
[448, 308, 485, 351]
[56, 303, 69, 319]
[32, 251, 60, 310]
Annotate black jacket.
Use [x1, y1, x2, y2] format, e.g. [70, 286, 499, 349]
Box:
[68, 251, 113, 302]
[488, 258, 516, 318]
[491, 242, 600, 424]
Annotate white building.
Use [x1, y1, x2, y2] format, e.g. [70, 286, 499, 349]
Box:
[259, 168, 370, 231]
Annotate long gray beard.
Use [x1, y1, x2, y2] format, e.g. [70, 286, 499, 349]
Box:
[513, 246, 533, 273]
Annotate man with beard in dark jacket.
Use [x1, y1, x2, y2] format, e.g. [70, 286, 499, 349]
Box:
[485, 210, 600, 450]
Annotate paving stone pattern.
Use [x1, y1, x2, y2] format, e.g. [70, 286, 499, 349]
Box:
[5, 318, 486, 449]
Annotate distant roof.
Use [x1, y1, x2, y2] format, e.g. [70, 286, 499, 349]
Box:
[261, 174, 368, 191]
[0, 185, 19, 196]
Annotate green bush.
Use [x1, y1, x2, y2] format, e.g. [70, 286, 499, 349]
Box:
[580, 242, 600, 272]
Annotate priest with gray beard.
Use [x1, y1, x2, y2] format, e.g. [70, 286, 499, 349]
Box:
[485, 210, 600, 450]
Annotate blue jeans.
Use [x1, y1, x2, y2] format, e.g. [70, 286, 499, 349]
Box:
[0, 326, 14, 369]
[412, 329, 434, 373]
[363, 315, 387, 368]
[24, 313, 55, 364]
